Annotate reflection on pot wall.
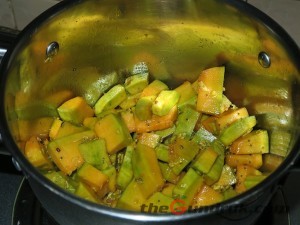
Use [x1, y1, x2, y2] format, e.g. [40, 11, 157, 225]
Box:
[0, 0, 299, 47]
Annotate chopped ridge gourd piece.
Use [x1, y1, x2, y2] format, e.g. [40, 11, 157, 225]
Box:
[94, 84, 127, 115]
[132, 143, 164, 198]
[203, 140, 225, 185]
[223, 188, 237, 201]
[219, 116, 256, 146]
[212, 164, 237, 191]
[159, 162, 180, 184]
[269, 129, 291, 157]
[79, 139, 111, 170]
[155, 125, 176, 141]
[173, 168, 204, 205]
[75, 182, 99, 203]
[155, 144, 170, 162]
[53, 121, 88, 140]
[77, 163, 109, 195]
[191, 147, 219, 174]
[174, 106, 200, 138]
[161, 183, 176, 197]
[225, 154, 263, 169]
[102, 166, 117, 192]
[244, 175, 267, 190]
[24, 136, 52, 169]
[44, 171, 76, 193]
[144, 192, 174, 213]
[94, 114, 132, 154]
[196, 66, 225, 115]
[117, 145, 134, 190]
[140, 80, 169, 97]
[230, 130, 269, 154]
[192, 126, 217, 150]
[124, 73, 149, 95]
[120, 110, 136, 133]
[169, 137, 199, 175]
[192, 185, 223, 207]
[117, 180, 147, 211]
[48, 130, 96, 175]
[137, 133, 160, 148]
[261, 154, 284, 172]
[135, 95, 156, 121]
[235, 165, 262, 193]
[174, 81, 197, 108]
[152, 90, 180, 116]
[135, 105, 178, 133]
[57, 96, 94, 125]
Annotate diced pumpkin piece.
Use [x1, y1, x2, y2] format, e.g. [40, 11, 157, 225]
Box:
[57, 96, 94, 124]
[140, 80, 169, 97]
[169, 137, 200, 175]
[192, 185, 223, 207]
[120, 110, 136, 133]
[47, 130, 96, 175]
[161, 183, 176, 197]
[143, 192, 174, 213]
[124, 73, 149, 95]
[49, 118, 63, 140]
[212, 164, 237, 191]
[94, 114, 132, 154]
[229, 130, 269, 154]
[235, 165, 262, 193]
[196, 66, 225, 115]
[79, 139, 111, 170]
[94, 84, 127, 115]
[137, 133, 161, 148]
[117, 180, 147, 211]
[135, 105, 178, 133]
[102, 166, 117, 192]
[24, 136, 52, 169]
[77, 163, 109, 194]
[152, 90, 180, 116]
[225, 154, 263, 169]
[132, 143, 164, 198]
[191, 147, 219, 174]
[83, 117, 98, 130]
[219, 116, 256, 146]
[53, 121, 88, 139]
[173, 168, 204, 205]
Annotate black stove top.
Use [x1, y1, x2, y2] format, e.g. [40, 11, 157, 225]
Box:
[1, 153, 300, 225]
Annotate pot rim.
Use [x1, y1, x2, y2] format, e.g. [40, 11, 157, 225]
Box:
[0, 0, 300, 222]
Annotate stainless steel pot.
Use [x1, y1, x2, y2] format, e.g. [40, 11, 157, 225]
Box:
[0, 0, 299, 225]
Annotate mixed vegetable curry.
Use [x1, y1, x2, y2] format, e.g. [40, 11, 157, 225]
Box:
[21, 64, 284, 212]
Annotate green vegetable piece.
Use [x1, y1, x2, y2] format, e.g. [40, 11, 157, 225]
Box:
[155, 125, 176, 140]
[75, 182, 99, 203]
[124, 73, 149, 95]
[44, 171, 76, 193]
[119, 93, 140, 109]
[143, 192, 174, 213]
[174, 106, 200, 138]
[159, 162, 180, 184]
[192, 126, 217, 150]
[79, 139, 111, 171]
[135, 95, 156, 121]
[117, 145, 134, 190]
[173, 168, 204, 205]
[83, 71, 120, 106]
[244, 175, 267, 190]
[223, 188, 237, 201]
[203, 140, 225, 185]
[219, 116, 256, 146]
[140, 80, 169, 97]
[117, 180, 147, 211]
[174, 81, 197, 109]
[94, 84, 127, 115]
[102, 165, 117, 192]
[57, 96, 94, 125]
[132, 143, 164, 198]
[169, 137, 199, 175]
[191, 147, 219, 174]
[269, 129, 291, 157]
[94, 113, 133, 154]
[155, 144, 170, 163]
[152, 90, 180, 116]
[212, 164, 237, 191]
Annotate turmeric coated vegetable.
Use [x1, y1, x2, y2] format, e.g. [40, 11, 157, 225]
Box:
[22, 65, 281, 213]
